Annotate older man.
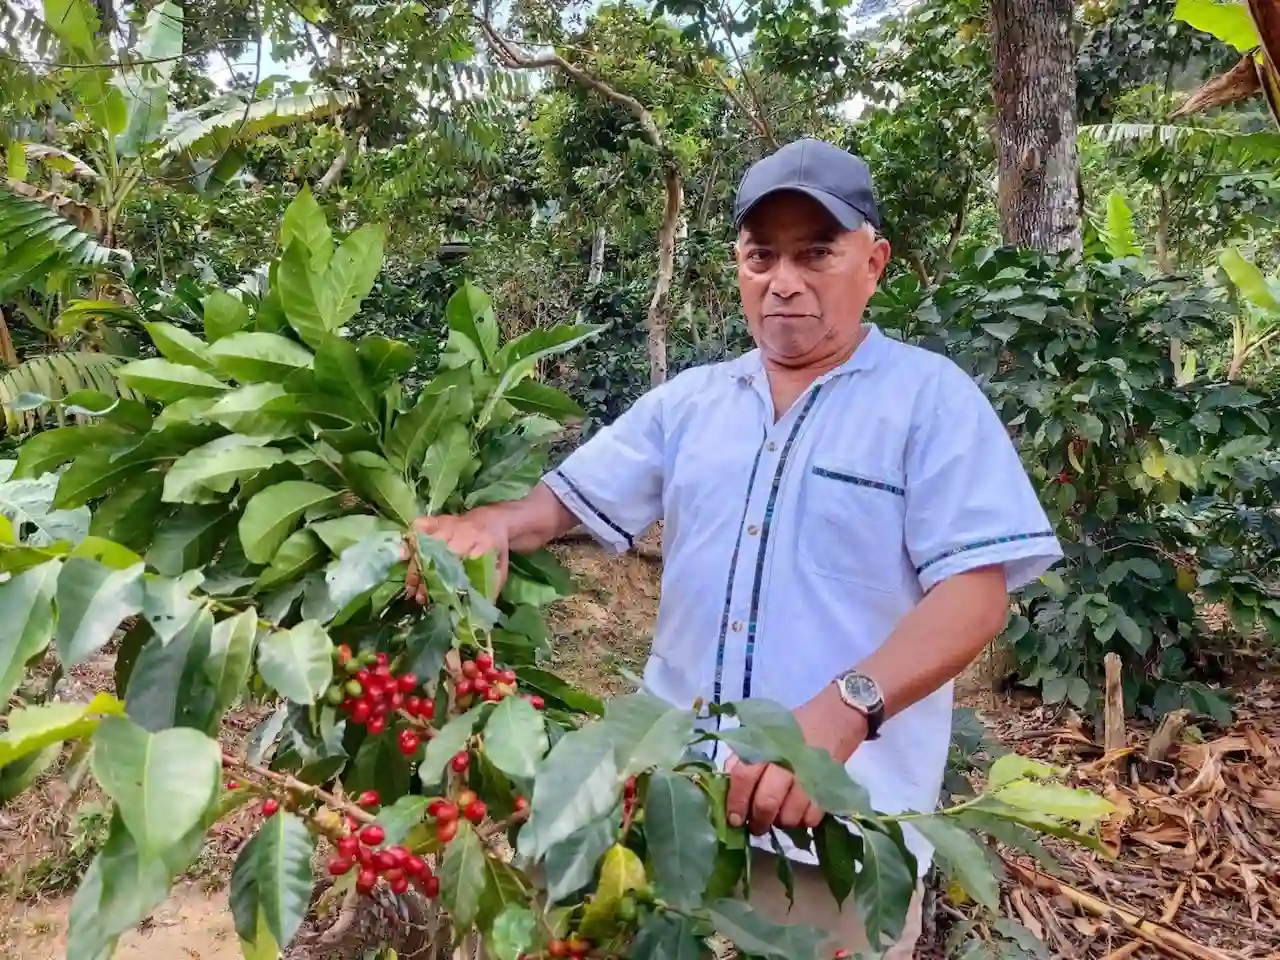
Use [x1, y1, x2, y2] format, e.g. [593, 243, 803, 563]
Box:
[408, 139, 1062, 956]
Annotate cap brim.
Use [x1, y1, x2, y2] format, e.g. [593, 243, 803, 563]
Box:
[734, 185, 869, 231]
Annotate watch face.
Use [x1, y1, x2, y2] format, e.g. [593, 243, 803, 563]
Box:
[841, 673, 880, 708]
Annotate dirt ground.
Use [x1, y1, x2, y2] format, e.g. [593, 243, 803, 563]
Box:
[1, 534, 1273, 960]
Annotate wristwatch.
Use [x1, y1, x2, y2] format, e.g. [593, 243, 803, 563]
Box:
[833, 670, 885, 741]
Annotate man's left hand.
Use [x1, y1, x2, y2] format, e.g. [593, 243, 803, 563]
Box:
[724, 682, 868, 835]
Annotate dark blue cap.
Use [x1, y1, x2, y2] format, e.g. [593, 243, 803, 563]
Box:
[734, 138, 881, 232]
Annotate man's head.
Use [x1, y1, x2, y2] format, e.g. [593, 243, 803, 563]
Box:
[733, 139, 891, 371]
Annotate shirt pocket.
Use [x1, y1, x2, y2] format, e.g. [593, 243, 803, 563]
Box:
[800, 460, 908, 592]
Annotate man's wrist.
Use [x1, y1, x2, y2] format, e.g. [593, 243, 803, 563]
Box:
[831, 670, 885, 740]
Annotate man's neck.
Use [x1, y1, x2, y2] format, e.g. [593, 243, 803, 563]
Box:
[763, 326, 868, 419]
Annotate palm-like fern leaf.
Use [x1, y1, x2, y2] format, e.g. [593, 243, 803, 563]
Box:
[0, 352, 143, 433]
[1079, 123, 1280, 163]
[0, 186, 127, 299]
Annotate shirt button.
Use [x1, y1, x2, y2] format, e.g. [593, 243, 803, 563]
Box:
[766, 441, 778, 452]
[731, 620, 744, 632]
[747, 524, 760, 536]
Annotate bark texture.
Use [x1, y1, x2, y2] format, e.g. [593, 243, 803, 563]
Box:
[991, 0, 1081, 252]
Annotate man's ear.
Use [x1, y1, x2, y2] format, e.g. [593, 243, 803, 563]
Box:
[869, 234, 892, 278]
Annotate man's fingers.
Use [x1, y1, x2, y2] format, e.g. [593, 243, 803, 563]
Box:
[725, 760, 764, 829]
[801, 801, 824, 830]
[777, 779, 813, 830]
[748, 765, 795, 836]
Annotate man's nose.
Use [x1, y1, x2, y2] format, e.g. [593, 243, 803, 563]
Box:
[767, 256, 804, 299]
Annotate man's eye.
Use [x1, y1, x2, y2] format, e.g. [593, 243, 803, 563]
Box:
[807, 247, 833, 259]
[746, 250, 772, 264]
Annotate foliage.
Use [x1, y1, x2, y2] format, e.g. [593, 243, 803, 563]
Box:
[0, 195, 1115, 959]
[873, 246, 1280, 721]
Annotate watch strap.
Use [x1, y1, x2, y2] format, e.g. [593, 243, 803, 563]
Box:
[835, 671, 885, 741]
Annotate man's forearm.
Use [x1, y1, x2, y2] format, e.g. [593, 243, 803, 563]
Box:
[472, 482, 579, 554]
[854, 565, 1010, 720]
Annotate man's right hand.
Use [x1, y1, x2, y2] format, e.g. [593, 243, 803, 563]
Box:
[404, 511, 511, 604]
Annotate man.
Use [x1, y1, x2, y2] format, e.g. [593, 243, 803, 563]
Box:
[407, 139, 1062, 957]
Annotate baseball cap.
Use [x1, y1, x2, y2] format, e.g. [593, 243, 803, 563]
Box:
[734, 138, 881, 232]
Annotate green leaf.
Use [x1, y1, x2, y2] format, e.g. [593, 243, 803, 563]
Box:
[204, 383, 288, 434]
[488, 905, 536, 960]
[147, 506, 232, 576]
[66, 810, 205, 960]
[911, 815, 1000, 911]
[503, 380, 584, 420]
[705, 898, 825, 959]
[515, 666, 604, 715]
[630, 913, 705, 960]
[229, 812, 315, 951]
[603, 693, 696, 776]
[991, 781, 1115, 827]
[544, 815, 617, 902]
[404, 604, 453, 682]
[358, 336, 415, 384]
[814, 816, 859, 908]
[420, 708, 482, 783]
[1219, 246, 1280, 312]
[239, 481, 340, 564]
[90, 474, 163, 551]
[1103, 190, 1140, 259]
[257, 528, 327, 589]
[314, 334, 379, 422]
[483, 696, 548, 780]
[440, 820, 487, 928]
[480, 324, 603, 427]
[0, 742, 61, 804]
[988, 754, 1057, 789]
[115, 358, 228, 404]
[1174, 0, 1261, 51]
[387, 382, 473, 473]
[14, 425, 128, 480]
[521, 723, 619, 860]
[309, 514, 398, 553]
[54, 557, 144, 666]
[325, 530, 402, 609]
[43, 0, 100, 56]
[207, 609, 258, 717]
[202, 290, 250, 342]
[139, 570, 203, 642]
[373, 796, 429, 845]
[279, 185, 332, 270]
[1114, 612, 1147, 652]
[853, 825, 917, 947]
[113, 1, 181, 155]
[422, 421, 472, 514]
[0, 561, 59, 704]
[716, 699, 871, 816]
[343, 451, 420, 526]
[257, 620, 333, 703]
[445, 282, 499, 367]
[206, 332, 315, 383]
[0, 691, 124, 768]
[90, 715, 221, 858]
[278, 242, 335, 348]
[327, 225, 384, 326]
[144, 321, 214, 371]
[125, 608, 221, 734]
[162, 435, 285, 504]
[644, 771, 717, 910]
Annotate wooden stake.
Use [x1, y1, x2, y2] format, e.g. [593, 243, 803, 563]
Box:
[1103, 652, 1126, 755]
[1146, 709, 1190, 764]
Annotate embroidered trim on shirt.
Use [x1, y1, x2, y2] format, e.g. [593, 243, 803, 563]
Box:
[812, 466, 905, 497]
[916, 531, 1056, 573]
[741, 387, 825, 700]
[549, 470, 635, 550]
[712, 442, 768, 707]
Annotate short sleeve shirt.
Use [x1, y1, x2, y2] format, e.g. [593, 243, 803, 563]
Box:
[542, 326, 1062, 871]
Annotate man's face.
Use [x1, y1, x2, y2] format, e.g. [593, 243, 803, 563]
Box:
[735, 192, 891, 368]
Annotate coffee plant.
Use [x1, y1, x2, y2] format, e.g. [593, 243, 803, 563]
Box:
[0, 193, 1111, 960]
[872, 246, 1280, 722]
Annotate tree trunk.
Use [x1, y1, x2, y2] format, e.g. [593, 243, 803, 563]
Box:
[646, 167, 682, 386]
[991, 0, 1081, 252]
[588, 227, 606, 285]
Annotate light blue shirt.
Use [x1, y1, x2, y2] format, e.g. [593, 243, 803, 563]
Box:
[543, 326, 1062, 869]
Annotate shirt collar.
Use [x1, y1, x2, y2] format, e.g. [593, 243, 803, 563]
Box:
[725, 324, 886, 383]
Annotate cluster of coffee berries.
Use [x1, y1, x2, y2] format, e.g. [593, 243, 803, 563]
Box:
[544, 936, 593, 959]
[453, 652, 544, 711]
[326, 821, 440, 898]
[329, 646, 433, 752]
